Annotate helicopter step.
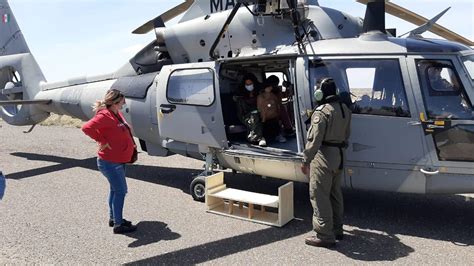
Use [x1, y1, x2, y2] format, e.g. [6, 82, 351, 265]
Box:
[205, 172, 294, 227]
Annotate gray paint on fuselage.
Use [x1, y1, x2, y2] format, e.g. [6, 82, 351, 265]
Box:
[162, 5, 362, 65]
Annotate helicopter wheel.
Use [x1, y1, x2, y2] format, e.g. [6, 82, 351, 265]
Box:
[190, 175, 206, 202]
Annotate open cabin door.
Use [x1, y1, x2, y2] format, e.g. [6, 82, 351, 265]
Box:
[156, 62, 227, 149]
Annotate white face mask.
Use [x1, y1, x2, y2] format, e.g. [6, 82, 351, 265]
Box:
[245, 84, 254, 92]
[121, 103, 128, 111]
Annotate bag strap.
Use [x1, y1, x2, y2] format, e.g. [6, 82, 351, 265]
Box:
[112, 111, 136, 146]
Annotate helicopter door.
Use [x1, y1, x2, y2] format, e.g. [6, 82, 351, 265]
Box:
[409, 57, 474, 170]
[308, 58, 427, 192]
[156, 62, 227, 149]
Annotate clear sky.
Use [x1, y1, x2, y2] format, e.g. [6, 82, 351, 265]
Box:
[8, 0, 473, 82]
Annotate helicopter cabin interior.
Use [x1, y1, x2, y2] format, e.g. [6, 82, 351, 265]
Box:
[218, 59, 298, 153]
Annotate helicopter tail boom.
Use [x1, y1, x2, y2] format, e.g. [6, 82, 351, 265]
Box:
[0, 0, 50, 126]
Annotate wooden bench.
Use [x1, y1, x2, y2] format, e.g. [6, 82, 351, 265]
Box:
[205, 172, 294, 227]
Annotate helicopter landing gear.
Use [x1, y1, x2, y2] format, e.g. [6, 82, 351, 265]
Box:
[190, 152, 214, 202]
[190, 175, 206, 202]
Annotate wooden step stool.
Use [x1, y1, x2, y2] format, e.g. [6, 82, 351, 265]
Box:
[205, 172, 294, 227]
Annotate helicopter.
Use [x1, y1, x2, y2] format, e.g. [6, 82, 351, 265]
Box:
[0, 0, 473, 202]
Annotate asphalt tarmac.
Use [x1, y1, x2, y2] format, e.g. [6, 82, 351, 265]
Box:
[1, 121, 473, 264]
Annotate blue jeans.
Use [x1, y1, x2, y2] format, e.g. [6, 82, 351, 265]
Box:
[0, 171, 5, 200]
[97, 158, 128, 226]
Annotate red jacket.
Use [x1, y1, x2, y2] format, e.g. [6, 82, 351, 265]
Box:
[82, 109, 135, 163]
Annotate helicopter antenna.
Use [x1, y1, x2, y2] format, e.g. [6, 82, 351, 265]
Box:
[399, 7, 451, 39]
[357, 0, 473, 46]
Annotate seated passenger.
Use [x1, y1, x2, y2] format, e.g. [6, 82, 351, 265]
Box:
[266, 75, 295, 136]
[427, 67, 469, 119]
[429, 66, 455, 92]
[257, 79, 286, 143]
[234, 73, 266, 146]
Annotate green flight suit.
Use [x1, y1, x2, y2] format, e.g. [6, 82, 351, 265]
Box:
[303, 101, 351, 242]
[235, 95, 264, 143]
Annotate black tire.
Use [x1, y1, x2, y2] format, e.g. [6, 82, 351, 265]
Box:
[190, 176, 206, 202]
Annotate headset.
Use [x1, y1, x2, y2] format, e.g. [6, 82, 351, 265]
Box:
[314, 77, 335, 102]
[314, 77, 347, 119]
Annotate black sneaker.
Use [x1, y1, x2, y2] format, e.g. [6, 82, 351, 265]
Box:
[335, 234, 344, 241]
[113, 224, 137, 234]
[109, 218, 132, 227]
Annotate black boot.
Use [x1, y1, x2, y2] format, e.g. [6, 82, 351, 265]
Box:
[113, 223, 137, 234]
[109, 218, 132, 227]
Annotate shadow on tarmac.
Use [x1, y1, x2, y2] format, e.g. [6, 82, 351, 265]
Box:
[335, 229, 414, 261]
[7, 152, 474, 263]
[126, 219, 312, 265]
[7, 152, 201, 195]
[125, 221, 181, 248]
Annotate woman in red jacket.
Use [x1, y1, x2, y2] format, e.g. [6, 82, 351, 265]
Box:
[82, 89, 137, 234]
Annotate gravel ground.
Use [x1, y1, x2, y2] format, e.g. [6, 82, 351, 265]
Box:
[1, 120, 473, 264]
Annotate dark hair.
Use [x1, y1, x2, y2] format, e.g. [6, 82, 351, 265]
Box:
[266, 75, 280, 87]
[242, 73, 258, 84]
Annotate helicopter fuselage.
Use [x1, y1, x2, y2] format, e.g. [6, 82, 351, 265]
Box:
[32, 33, 474, 194]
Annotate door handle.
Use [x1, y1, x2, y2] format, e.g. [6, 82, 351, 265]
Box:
[407, 121, 422, 126]
[420, 168, 439, 175]
[160, 104, 176, 114]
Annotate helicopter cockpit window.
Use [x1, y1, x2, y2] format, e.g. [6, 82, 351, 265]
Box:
[309, 59, 410, 117]
[416, 59, 474, 162]
[416, 60, 473, 120]
[462, 55, 474, 81]
[167, 68, 215, 106]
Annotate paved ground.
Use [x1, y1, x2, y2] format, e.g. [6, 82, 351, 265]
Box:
[1, 121, 474, 264]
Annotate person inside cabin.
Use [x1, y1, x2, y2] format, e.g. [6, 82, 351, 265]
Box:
[427, 66, 468, 119]
[257, 77, 287, 143]
[234, 73, 267, 146]
[266, 75, 295, 136]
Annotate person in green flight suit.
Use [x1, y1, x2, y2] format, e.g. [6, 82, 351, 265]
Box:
[301, 78, 352, 248]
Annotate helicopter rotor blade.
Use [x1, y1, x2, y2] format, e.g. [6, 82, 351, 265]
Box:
[132, 0, 194, 34]
[356, 0, 474, 46]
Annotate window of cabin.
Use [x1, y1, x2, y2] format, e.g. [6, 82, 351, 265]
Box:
[309, 59, 410, 117]
[167, 68, 215, 106]
[415, 59, 472, 120]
